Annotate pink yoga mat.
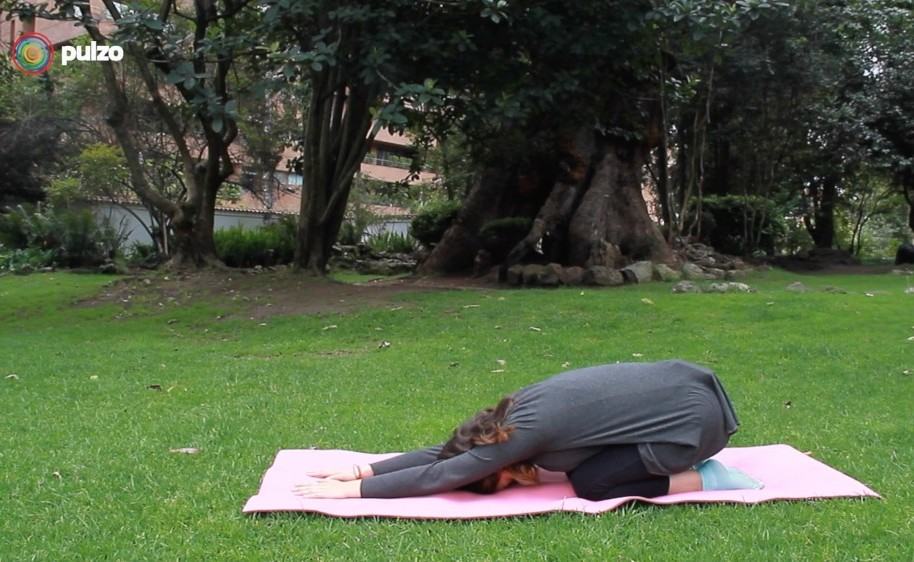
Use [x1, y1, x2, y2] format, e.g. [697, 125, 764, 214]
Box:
[243, 445, 879, 519]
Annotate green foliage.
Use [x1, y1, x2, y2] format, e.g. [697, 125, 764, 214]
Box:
[0, 246, 56, 273]
[410, 200, 462, 248]
[77, 144, 130, 196]
[217, 184, 243, 204]
[214, 218, 297, 268]
[124, 242, 162, 269]
[0, 204, 127, 268]
[0, 206, 31, 249]
[337, 184, 379, 246]
[478, 216, 533, 261]
[699, 195, 787, 256]
[46, 177, 83, 207]
[853, 203, 911, 260]
[365, 231, 417, 254]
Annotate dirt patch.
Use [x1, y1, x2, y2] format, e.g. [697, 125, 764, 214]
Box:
[75, 268, 497, 319]
[766, 259, 900, 275]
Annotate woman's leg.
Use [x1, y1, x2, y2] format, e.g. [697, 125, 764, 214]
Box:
[567, 444, 673, 501]
[668, 470, 703, 494]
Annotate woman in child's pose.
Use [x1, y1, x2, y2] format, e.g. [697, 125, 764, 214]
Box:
[295, 360, 762, 500]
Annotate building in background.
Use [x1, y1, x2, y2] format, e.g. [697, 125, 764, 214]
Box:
[4, 4, 433, 246]
[1, 0, 116, 49]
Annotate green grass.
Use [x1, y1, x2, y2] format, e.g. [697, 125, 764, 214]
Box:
[1, 269, 913, 561]
[328, 270, 407, 284]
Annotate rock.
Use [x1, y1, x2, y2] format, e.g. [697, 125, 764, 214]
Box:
[536, 263, 563, 287]
[355, 256, 415, 275]
[725, 269, 749, 280]
[98, 261, 117, 274]
[681, 262, 709, 281]
[14, 264, 34, 275]
[653, 264, 682, 282]
[522, 264, 547, 286]
[584, 266, 624, 286]
[706, 282, 754, 293]
[905, 287, 914, 295]
[685, 243, 713, 262]
[786, 281, 809, 293]
[558, 266, 586, 286]
[704, 267, 726, 280]
[891, 268, 913, 276]
[506, 264, 525, 286]
[586, 241, 623, 268]
[671, 281, 701, 293]
[622, 261, 654, 284]
[40, 266, 55, 273]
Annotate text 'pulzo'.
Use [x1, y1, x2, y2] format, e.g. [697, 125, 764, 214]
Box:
[61, 42, 124, 66]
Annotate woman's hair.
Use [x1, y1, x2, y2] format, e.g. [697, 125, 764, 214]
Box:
[437, 396, 539, 494]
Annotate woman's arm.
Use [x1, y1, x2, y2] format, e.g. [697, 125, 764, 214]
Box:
[360, 434, 540, 498]
[302, 443, 446, 482]
[368, 443, 445, 476]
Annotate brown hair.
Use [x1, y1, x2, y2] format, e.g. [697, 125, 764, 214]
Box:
[437, 396, 539, 494]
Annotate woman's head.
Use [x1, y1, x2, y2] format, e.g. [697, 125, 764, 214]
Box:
[437, 396, 539, 494]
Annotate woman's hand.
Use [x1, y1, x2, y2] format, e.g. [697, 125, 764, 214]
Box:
[304, 464, 374, 481]
[293, 479, 362, 499]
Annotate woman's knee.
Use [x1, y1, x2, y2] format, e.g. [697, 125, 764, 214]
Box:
[567, 470, 603, 501]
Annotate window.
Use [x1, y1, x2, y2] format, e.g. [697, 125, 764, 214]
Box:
[363, 147, 414, 169]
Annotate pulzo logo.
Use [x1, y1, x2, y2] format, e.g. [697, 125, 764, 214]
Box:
[61, 41, 124, 66]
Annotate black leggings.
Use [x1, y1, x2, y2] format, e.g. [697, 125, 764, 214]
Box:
[566, 444, 670, 501]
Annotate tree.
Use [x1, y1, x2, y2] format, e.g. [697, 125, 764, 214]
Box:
[859, 1, 914, 237]
[422, 0, 789, 273]
[9, 0, 262, 267]
[0, 56, 70, 208]
[261, 0, 496, 273]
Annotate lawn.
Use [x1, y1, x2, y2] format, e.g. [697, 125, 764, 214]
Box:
[1, 269, 912, 561]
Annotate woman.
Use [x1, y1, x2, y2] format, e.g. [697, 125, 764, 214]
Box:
[294, 360, 763, 500]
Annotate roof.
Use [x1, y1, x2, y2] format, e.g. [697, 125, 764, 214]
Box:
[366, 204, 413, 218]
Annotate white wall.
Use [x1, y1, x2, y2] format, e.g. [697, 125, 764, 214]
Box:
[92, 203, 411, 247]
[364, 219, 411, 239]
[92, 203, 282, 247]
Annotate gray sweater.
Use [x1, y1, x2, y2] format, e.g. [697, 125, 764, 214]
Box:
[361, 360, 739, 498]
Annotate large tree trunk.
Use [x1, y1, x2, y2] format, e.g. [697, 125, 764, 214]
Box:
[169, 185, 220, 267]
[422, 127, 674, 275]
[502, 127, 594, 267]
[567, 136, 674, 267]
[418, 164, 515, 274]
[293, 55, 379, 274]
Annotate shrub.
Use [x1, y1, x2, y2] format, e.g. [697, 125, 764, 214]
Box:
[478, 216, 533, 261]
[125, 242, 162, 269]
[698, 195, 787, 256]
[410, 200, 462, 248]
[365, 231, 417, 254]
[337, 191, 378, 246]
[0, 206, 31, 249]
[0, 204, 128, 268]
[214, 217, 296, 268]
[0, 247, 55, 273]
